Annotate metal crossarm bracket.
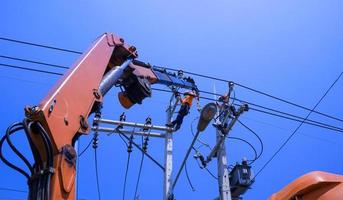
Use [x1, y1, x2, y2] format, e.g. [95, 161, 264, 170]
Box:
[94, 118, 174, 132]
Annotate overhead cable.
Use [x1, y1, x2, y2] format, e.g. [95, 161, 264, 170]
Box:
[254, 71, 343, 179]
[1, 36, 341, 123]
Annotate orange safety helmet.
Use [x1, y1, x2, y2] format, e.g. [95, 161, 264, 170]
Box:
[184, 90, 197, 97]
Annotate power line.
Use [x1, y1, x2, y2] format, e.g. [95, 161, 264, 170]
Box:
[236, 120, 264, 164]
[184, 162, 195, 192]
[4, 60, 339, 135]
[1, 48, 343, 130]
[153, 88, 343, 133]
[78, 137, 93, 157]
[0, 37, 82, 54]
[254, 71, 343, 179]
[122, 153, 131, 200]
[161, 69, 343, 124]
[0, 63, 63, 76]
[199, 89, 343, 133]
[0, 55, 68, 69]
[199, 95, 343, 133]
[233, 82, 343, 124]
[117, 131, 165, 171]
[122, 134, 133, 200]
[227, 136, 258, 163]
[94, 149, 101, 200]
[204, 167, 218, 180]
[247, 107, 343, 133]
[0, 187, 27, 193]
[1, 36, 342, 124]
[133, 136, 145, 200]
[0, 64, 341, 134]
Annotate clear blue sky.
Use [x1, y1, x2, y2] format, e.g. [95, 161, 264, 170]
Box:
[1, 1, 343, 200]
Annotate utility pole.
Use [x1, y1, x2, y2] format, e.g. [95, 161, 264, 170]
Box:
[164, 92, 178, 200]
[211, 103, 248, 200]
[216, 105, 232, 200]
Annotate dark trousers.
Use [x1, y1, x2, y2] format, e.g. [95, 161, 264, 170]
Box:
[171, 104, 190, 130]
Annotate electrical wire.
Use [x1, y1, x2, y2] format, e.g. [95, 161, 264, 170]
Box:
[0, 37, 83, 54]
[154, 88, 343, 133]
[254, 71, 343, 179]
[1, 36, 342, 123]
[1, 36, 342, 198]
[0, 63, 63, 76]
[155, 68, 343, 124]
[133, 123, 153, 199]
[94, 148, 101, 200]
[133, 136, 145, 200]
[0, 55, 68, 69]
[122, 137, 133, 200]
[184, 162, 195, 191]
[0, 187, 27, 193]
[199, 89, 343, 132]
[116, 129, 165, 171]
[190, 117, 212, 151]
[1, 63, 342, 134]
[78, 137, 93, 157]
[1, 57, 342, 133]
[204, 167, 218, 180]
[236, 120, 264, 164]
[246, 107, 343, 133]
[118, 133, 129, 148]
[226, 136, 258, 163]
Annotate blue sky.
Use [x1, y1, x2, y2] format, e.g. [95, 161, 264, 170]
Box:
[0, 1, 343, 199]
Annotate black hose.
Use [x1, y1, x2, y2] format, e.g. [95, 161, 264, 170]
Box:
[5, 122, 34, 174]
[0, 124, 30, 179]
[35, 122, 54, 200]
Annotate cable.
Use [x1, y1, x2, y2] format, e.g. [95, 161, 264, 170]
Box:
[133, 127, 151, 200]
[154, 88, 343, 133]
[199, 89, 343, 132]
[0, 123, 30, 180]
[156, 68, 343, 124]
[0, 63, 63, 76]
[204, 167, 218, 180]
[226, 136, 258, 163]
[122, 134, 133, 200]
[233, 82, 343, 124]
[118, 133, 129, 148]
[254, 71, 343, 179]
[116, 129, 165, 171]
[247, 107, 343, 133]
[133, 141, 144, 200]
[234, 99, 343, 132]
[190, 117, 212, 151]
[0, 57, 341, 133]
[94, 148, 101, 200]
[236, 120, 264, 164]
[4, 122, 33, 174]
[0, 55, 68, 69]
[78, 137, 93, 157]
[0, 37, 82, 54]
[0, 187, 27, 193]
[2, 67, 339, 135]
[184, 162, 195, 191]
[1, 35, 342, 123]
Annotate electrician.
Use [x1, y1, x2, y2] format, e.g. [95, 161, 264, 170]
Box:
[167, 89, 198, 131]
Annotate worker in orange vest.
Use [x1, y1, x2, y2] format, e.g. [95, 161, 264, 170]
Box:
[167, 90, 198, 131]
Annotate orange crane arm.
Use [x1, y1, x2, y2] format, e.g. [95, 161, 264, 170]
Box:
[24, 33, 137, 200]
